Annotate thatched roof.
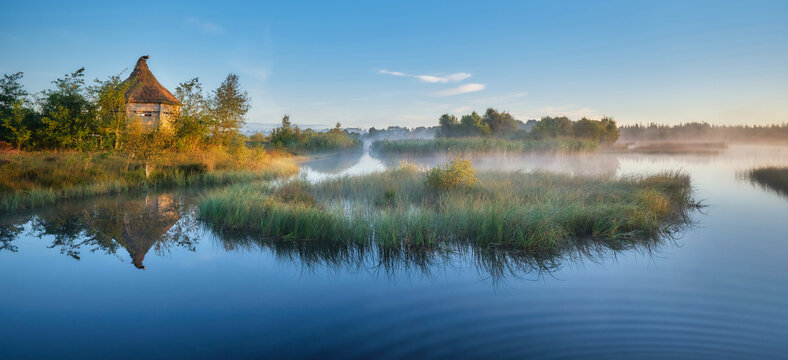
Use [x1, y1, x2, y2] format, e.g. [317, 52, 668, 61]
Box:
[123, 56, 182, 106]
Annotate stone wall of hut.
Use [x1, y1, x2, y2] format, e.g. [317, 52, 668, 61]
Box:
[126, 103, 181, 131]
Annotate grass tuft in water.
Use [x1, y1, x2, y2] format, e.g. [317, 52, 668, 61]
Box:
[746, 167, 788, 197]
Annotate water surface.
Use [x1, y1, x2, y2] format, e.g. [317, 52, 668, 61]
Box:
[2, 145, 788, 359]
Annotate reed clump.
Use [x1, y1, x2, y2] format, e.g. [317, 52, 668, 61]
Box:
[746, 167, 788, 197]
[200, 161, 697, 254]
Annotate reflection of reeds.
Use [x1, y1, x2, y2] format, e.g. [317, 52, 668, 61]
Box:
[746, 167, 788, 197]
[200, 165, 698, 258]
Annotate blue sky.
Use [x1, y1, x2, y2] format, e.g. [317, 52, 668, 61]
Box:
[1, 0, 787, 129]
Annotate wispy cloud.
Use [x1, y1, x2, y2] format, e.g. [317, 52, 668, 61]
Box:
[379, 70, 406, 77]
[433, 83, 486, 96]
[187, 17, 224, 34]
[379, 69, 471, 83]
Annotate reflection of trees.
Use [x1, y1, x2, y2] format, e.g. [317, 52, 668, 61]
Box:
[0, 215, 27, 253]
[3, 192, 199, 269]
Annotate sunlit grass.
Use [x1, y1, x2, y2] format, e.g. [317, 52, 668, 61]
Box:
[200, 162, 697, 254]
[0, 149, 299, 211]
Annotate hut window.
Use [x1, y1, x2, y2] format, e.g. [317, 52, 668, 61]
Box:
[137, 111, 153, 117]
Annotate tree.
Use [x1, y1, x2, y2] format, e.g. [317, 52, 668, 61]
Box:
[209, 73, 249, 147]
[3, 102, 32, 149]
[438, 114, 459, 137]
[174, 78, 211, 151]
[600, 116, 620, 143]
[532, 116, 573, 138]
[269, 115, 297, 148]
[38, 68, 96, 150]
[482, 108, 518, 136]
[460, 111, 490, 137]
[90, 75, 130, 150]
[572, 117, 603, 140]
[123, 118, 168, 178]
[0, 72, 29, 143]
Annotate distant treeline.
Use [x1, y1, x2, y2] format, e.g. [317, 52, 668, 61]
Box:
[248, 116, 361, 153]
[434, 108, 620, 143]
[366, 126, 436, 141]
[619, 123, 788, 143]
[0, 70, 249, 152]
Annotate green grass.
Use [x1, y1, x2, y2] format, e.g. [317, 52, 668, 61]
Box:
[199, 163, 697, 255]
[746, 167, 788, 197]
[370, 137, 599, 155]
[0, 149, 299, 211]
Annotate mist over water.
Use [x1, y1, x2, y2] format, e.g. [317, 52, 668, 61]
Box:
[2, 144, 788, 358]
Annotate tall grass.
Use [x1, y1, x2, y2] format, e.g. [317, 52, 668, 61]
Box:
[746, 167, 788, 197]
[371, 137, 598, 155]
[200, 164, 697, 255]
[0, 149, 299, 211]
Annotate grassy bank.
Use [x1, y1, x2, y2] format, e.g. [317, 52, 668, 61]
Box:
[370, 137, 598, 155]
[746, 167, 788, 197]
[0, 149, 298, 211]
[200, 163, 696, 254]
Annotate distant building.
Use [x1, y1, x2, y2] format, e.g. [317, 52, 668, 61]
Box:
[122, 56, 181, 130]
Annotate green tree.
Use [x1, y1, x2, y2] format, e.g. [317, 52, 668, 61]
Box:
[572, 117, 603, 140]
[438, 114, 459, 137]
[209, 73, 249, 147]
[38, 68, 96, 150]
[532, 116, 573, 138]
[600, 116, 620, 143]
[3, 102, 32, 149]
[482, 108, 518, 136]
[0, 72, 29, 143]
[460, 111, 490, 137]
[269, 115, 297, 148]
[123, 118, 168, 178]
[174, 78, 211, 151]
[90, 75, 131, 150]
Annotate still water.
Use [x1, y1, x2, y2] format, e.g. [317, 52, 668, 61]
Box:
[2, 145, 788, 359]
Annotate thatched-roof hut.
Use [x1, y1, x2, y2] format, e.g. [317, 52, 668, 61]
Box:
[122, 55, 181, 130]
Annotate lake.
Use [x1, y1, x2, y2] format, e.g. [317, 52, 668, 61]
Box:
[2, 144, 788, 359]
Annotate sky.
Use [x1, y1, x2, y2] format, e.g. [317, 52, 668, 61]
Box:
[1, 0, 787, 130]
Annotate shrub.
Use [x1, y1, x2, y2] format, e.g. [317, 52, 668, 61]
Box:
[425, 158, 477, 190]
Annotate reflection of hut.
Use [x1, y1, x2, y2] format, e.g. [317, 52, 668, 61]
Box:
[121, 194, 180, 269]
[122, 56, 182, 130]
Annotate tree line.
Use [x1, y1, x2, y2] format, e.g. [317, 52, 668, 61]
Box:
[0, 70, 249, 152]
[261, 116, 361, 153]
[436, 108, 619, 143]
[619, 122, 788, 143]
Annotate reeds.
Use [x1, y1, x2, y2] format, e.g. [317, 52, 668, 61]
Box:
[199, 164, 697, 255]
[0, 149, 299, 211]
[746, 167, 788, 197]
[370, 137, 599, 155]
